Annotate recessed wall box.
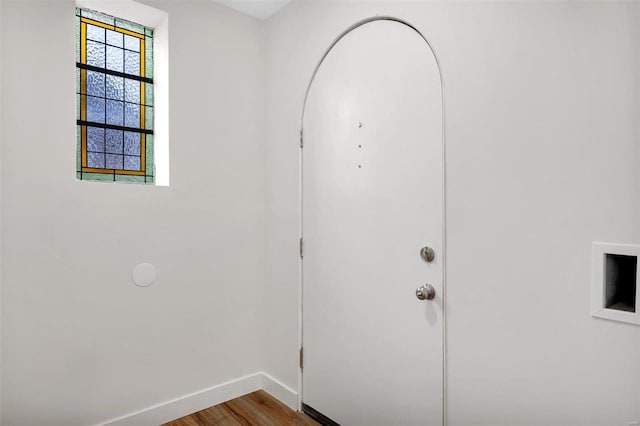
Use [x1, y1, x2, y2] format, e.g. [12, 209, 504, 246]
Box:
[591, 243, 640, 326]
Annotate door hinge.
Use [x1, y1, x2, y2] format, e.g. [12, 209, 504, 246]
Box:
[300, 129, 304, 148]
[299, 347, 304, 370]
[299, 237, 304, 259]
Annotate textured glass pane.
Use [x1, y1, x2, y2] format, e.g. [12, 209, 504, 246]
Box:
[124, 132, 141, 155]
[145, 28, 153, 37]
[106, 75, 124, 101]
[82, 172, 115, 181]
[106, 129, 124, 154]
[125, 103, 140, 128]
[86, 96, 105, 123]
[124, 35, 140, 52]
[145, 106, 153, 130]
[88, 152, 105, 168]
[106, 100, 124, 126]
[116, 19, 144, 34]
[81, 9, 114, 26]
[145, 134, 154, 175]
[145, 83, 153, 106]
[145, 36, 153, 78]
[87, 127, 105, 152]
[76, 94, 80, 120]
[76, 68, 80, 93]
[75, 18, 80, 63]
[115, 175, 146, 183]
[76, 125, 81, 171]
[124, 50, 140, 76]
[124, 155, 141, 171]
[106, 46, 124, 72]
[87, 71, 105, 97]
[106, 154, 123, 169]
[124, 79, 139, 103]
[106, 29, 123, 47]
[87, 24, 105, 42]
[87, 40, 105, 68]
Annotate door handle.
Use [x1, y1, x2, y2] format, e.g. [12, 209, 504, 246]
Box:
[415, 284, 436, 300]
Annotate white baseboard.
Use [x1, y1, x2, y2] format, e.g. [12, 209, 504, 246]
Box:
[100, 373, 263, 426]
[99, 372, 299, 426]
[261, 372, 299, 411]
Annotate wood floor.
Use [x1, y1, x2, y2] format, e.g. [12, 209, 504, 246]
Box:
[162, 390, 319, 426]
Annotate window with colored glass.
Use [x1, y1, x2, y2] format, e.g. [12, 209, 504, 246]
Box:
[76, 8, 154, 183]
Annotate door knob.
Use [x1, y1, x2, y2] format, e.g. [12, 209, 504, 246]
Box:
[415, 284, 436, 300]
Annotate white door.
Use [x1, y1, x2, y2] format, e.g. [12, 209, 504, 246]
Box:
[302, 19, 444, 426]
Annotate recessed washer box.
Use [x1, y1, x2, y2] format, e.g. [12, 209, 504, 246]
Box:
[591, 242, 640, 326]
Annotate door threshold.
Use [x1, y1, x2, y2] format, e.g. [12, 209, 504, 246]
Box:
[302, 403, 341, 426]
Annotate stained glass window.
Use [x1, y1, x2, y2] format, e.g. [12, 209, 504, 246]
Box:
[76, 8, 154, 183]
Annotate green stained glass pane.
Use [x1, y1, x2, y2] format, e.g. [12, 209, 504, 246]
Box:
[145, 28, 153, 37]
[77, 172, 82, 180]
[145, 134, 154, 176]
[76, 93, 80, 120]
[76, 68, 80, 92]
[76, 126, 81, 171]
[75, 16, 80, 62]
[145, 36, 153, 79]
[145, 83, 153, 106]
[115, 175, 147, 183]
[76, 7, 81, 16]
[81, 9, 114, 26]
[116, 19, 144, 35]
[81, 172, 115, 182]
[145, 106, 153, 130]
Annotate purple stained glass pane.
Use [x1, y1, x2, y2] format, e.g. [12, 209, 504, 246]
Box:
[106, 29, 123, 47]
[124, 103, 140, 128]
[87, 127, 105, 152]
[124, 155, 140, 171]
[86, 24, 105, 42]
[124, 79, 139, 103]
[88, 152, 105, 168]
[124, 35, 140, 52]
[106, 100, 124, 126]
[124, 50, 140, 76]
[106, 129, 124, 154]
[106, 46, 124, 72]
[106, 75, 124, 101]
[87, 40, 105, 68]
[86, 96, 106, 123]
[86, 71, 105, 97]
[106, 154, 123, 169]
[124, 132, 140, 155]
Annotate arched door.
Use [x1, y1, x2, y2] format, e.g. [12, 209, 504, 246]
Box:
[302, 19, 445, 425]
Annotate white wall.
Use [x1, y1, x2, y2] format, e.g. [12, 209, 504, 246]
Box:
[263, 1, 640, 425]
[0, 1, 265, 425]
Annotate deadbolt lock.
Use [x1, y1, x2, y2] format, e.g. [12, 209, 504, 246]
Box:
[420, 246, 435, 263]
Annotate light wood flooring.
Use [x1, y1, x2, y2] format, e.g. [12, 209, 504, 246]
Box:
[162, 390, 319, 426]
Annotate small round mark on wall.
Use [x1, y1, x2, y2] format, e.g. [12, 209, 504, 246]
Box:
[358, 122, 363, 128]
[358, 165, 362, 168]
[132, 262, 158, 287]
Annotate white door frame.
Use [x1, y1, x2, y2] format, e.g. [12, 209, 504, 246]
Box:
[298, 16, 447, 424]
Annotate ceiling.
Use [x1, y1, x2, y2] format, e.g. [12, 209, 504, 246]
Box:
[214, 0, 291, 20]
